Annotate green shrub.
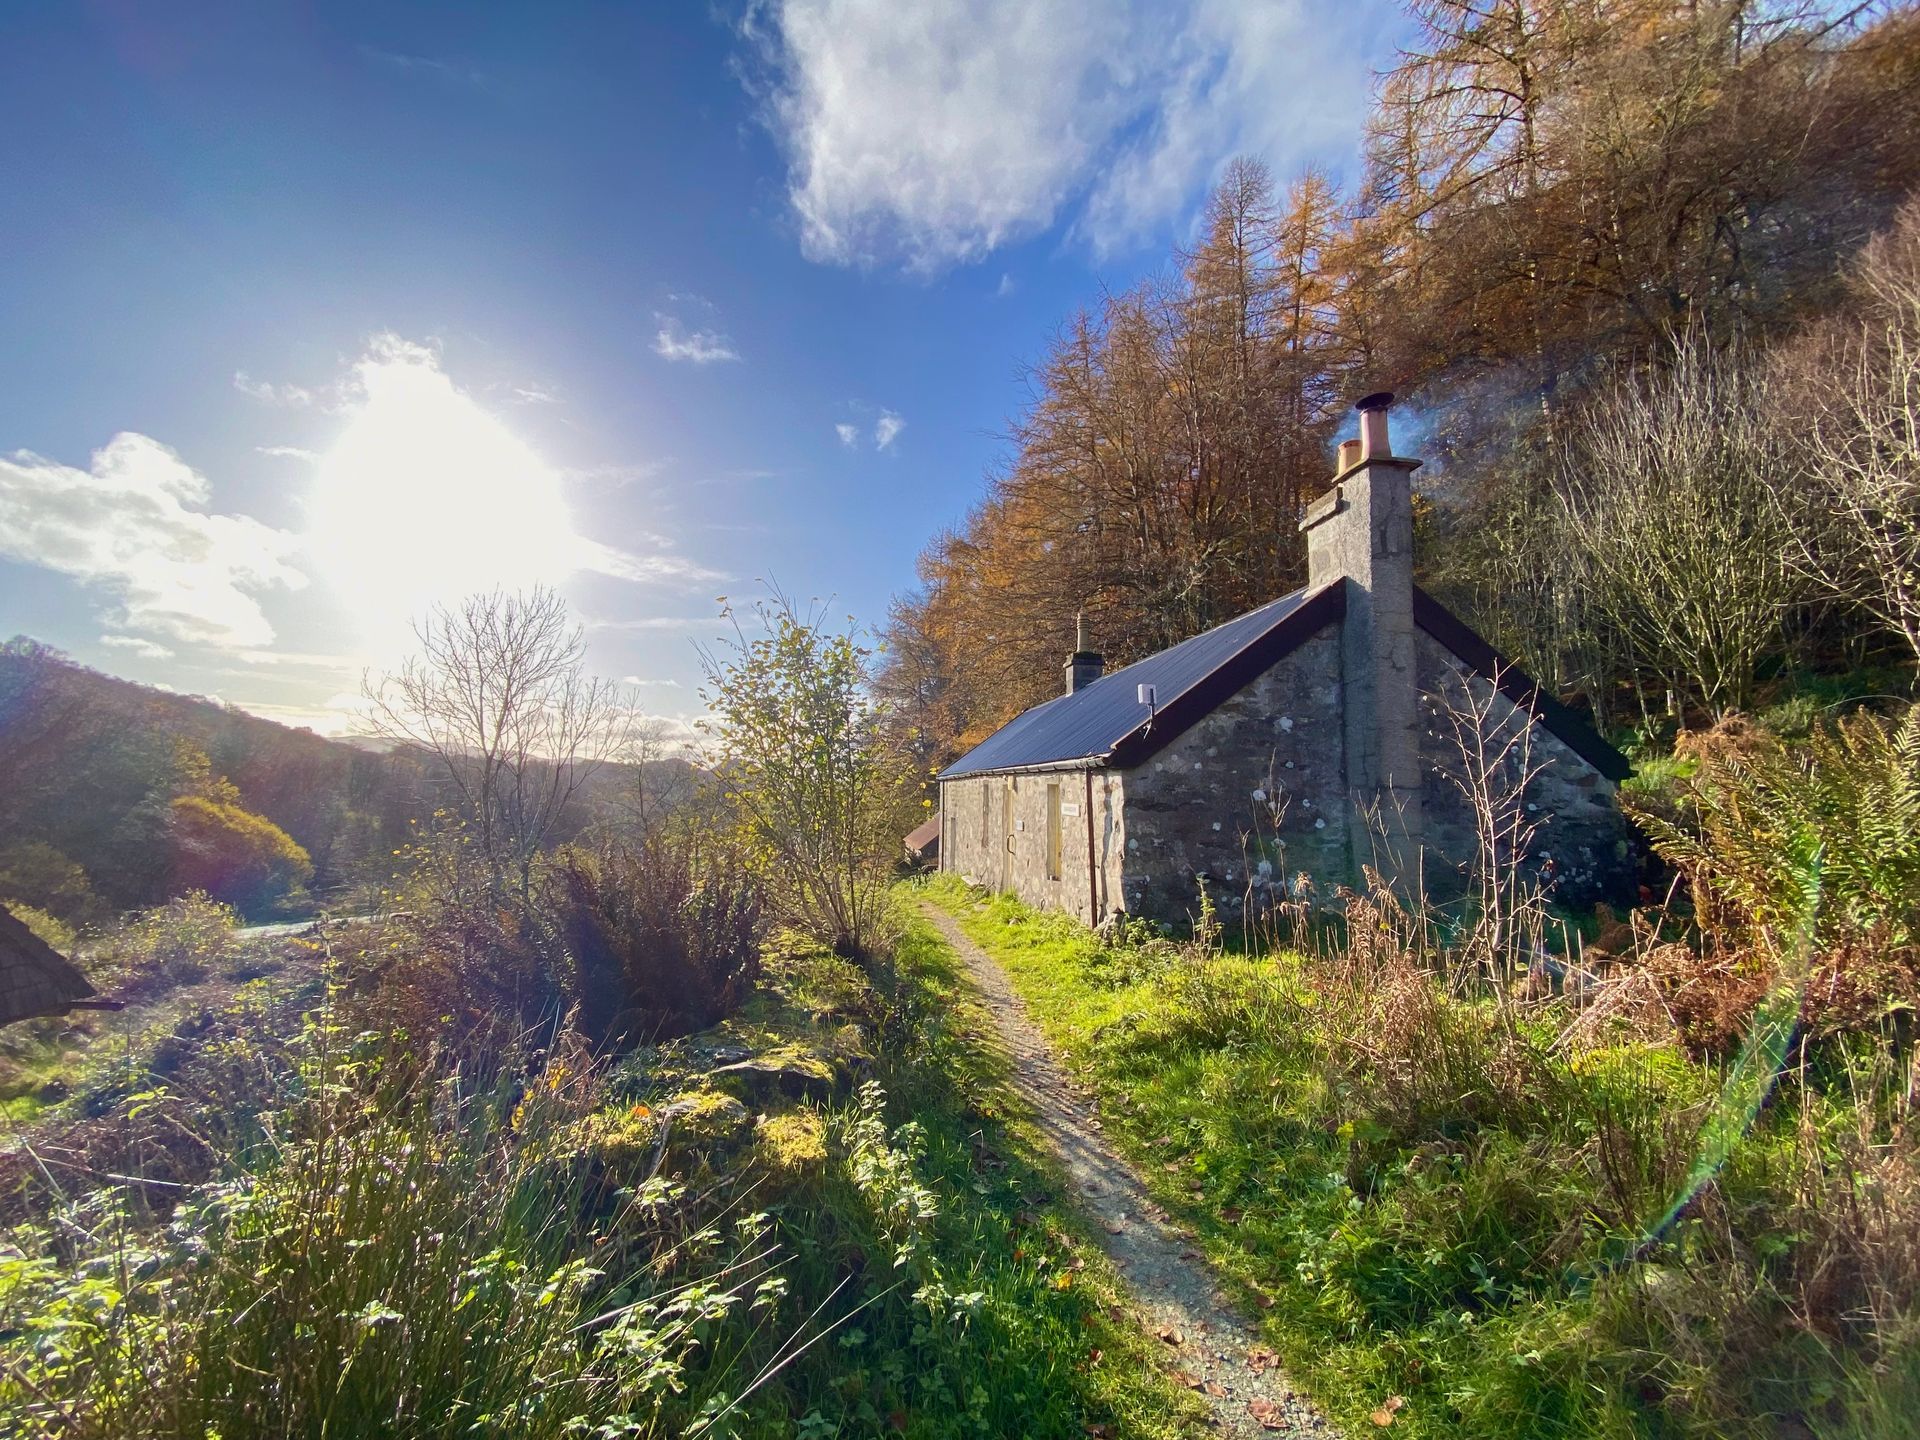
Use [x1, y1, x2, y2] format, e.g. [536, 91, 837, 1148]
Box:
[168, 793, 314, 915]
[1633, 704, 1920, 1041]
[0, 842, 103, 927]
[1638, 704, 1920, 955]
[89, 891, 239, 987]
[6, 903, 73, 953]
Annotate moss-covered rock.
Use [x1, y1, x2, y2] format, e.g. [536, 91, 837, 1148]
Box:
[753, 1108, 828, 1178]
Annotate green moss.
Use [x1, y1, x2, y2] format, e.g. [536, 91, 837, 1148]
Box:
[754, 1108, 828, 1175]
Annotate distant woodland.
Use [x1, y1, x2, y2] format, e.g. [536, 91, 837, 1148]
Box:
[881, 1, 1920, 769]
[0, 637, 674, 923]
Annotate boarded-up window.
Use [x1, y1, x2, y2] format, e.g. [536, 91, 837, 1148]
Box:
[1046, 782, 1063, 881]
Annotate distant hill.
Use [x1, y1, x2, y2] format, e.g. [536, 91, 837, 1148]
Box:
[0, 638, 694, 922]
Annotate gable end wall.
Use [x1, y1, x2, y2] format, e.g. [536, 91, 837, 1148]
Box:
[1113, 627, 1349, 923]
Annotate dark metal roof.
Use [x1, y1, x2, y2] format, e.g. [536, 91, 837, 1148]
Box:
[938, 581, 1632, 784]
[939, 583, 1344, 779]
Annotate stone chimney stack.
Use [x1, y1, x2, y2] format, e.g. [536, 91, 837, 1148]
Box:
[1064, 611, 1104, 695]
[1300, 392, 1424, 884]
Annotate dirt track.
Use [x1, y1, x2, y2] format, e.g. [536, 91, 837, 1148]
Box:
[920, 903, 1335, 1438]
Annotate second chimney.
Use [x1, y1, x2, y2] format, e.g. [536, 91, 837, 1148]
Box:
[1064, 611, 1104, 694]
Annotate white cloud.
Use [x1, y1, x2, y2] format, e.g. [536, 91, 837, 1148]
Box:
[874, 410, 905, 450]
[233, 371, 316, 407]
[99, 634, 174, 660]
[995, 272, 1016, 298]
[834, 422, 860, 447]
[257, 444, 319, 462]
[587, 614, 728, 633]
[0, 434, 305, 649]
[513, 382, 560, 404]
[653, 315, 741, 365]
[741, 0, 1375, 269]
[619, 675, 683, 688]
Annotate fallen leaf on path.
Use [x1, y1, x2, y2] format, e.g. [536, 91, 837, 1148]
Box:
[1157, 1325, 1184, 1346]
[1248, 1397, 1291, 1430]
[1370, 1395, 1407, 1426]
[1247, 1348, 1280, 1374]
[1169, 1368, 1201, 1388]
[1203, 1380, 1227, 1398]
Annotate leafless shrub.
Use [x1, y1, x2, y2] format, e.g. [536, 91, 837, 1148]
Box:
[1428, 662, 1553, 989]
[1556, 330, 1806, 716]
[1787, 194, 1920, 665]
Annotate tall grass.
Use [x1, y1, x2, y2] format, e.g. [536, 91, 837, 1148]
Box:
[0, 1012, 789, 1438]
[924, 871, 1920, 1438]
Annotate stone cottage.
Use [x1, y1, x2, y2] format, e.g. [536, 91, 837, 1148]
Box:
[935, 394, 1634, 926]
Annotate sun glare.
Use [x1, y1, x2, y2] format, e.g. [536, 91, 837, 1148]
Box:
[307, 340, 589, 654]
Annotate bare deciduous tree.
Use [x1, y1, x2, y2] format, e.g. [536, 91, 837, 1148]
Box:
[1794, 197, 1920, 667]
[365, 586, 628, 902]
[1556, 332, 1804, 716]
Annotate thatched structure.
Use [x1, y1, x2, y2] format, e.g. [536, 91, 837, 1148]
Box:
[0, 903, 98, 1026]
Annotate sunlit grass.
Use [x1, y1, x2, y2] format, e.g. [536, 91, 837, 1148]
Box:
[920, 874, 1918, 1440]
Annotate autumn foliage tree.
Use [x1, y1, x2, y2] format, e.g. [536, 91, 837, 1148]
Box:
[886, 1, 1920, 760]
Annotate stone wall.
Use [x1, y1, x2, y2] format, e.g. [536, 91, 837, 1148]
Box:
[939, 622, 1636, 930]
[1111, 627, 1350, 924]
[1415, 635, 1639, 908]
[939, 769, 1124, 925]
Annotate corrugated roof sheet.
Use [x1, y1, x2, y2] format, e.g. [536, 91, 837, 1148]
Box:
[940, 584, 1338, 779]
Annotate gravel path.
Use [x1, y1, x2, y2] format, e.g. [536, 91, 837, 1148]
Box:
[921, 903, 1336, 1438]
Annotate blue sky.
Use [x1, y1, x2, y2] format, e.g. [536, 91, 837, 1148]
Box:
[0, 0, 1406, 740]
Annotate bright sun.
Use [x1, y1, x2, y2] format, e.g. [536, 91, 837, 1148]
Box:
[307, 339, 590, 653]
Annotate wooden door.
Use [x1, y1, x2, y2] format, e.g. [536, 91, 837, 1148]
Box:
[1001, 782, 1014, 892]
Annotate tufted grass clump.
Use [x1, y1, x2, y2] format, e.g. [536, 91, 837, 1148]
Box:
[0, 1015, 789, 1440]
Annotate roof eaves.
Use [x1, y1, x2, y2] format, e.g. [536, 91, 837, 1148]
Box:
[937, 753, 1111, 781]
